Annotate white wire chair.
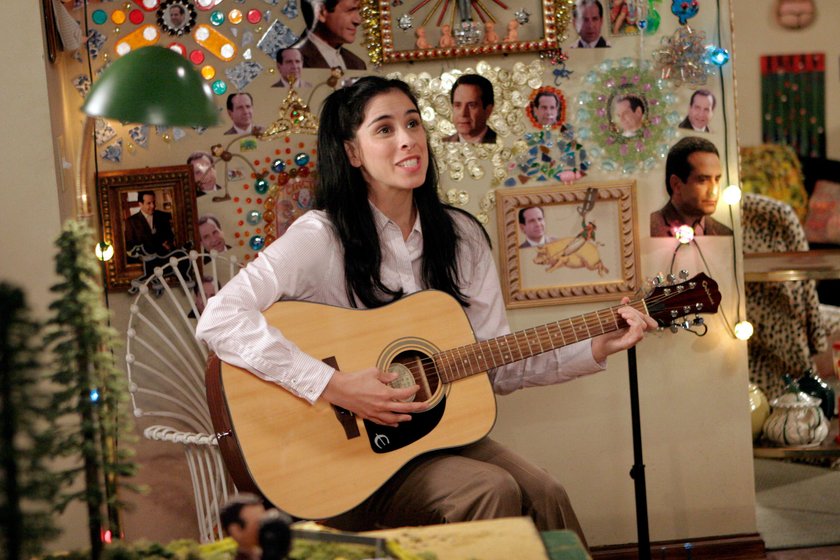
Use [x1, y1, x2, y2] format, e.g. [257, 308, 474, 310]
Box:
[125, 249, 242, 542]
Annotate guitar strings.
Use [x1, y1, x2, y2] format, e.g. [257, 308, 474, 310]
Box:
[398, 290, 687, 386]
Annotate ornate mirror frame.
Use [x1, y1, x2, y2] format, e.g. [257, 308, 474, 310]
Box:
[362, 0, 574, 65]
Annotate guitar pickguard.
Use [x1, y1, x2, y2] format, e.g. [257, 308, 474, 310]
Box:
[364, 397, 447, 453]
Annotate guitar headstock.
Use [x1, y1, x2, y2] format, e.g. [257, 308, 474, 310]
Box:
[643, 272, 721, 331]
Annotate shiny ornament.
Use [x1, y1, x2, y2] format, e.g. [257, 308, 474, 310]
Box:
[211, 79, 227, 94]
[398, 14, 413, 31]
[514, 9, 530, 24]
[254, 177, 270, 193]
[271, 158, 286, 172]
[294, 152, 310, 166]
[246, 209, 262, 225]
[249, 235, 266, 251]
[653, 26, 711, 86]
[575, 58, 675, 173]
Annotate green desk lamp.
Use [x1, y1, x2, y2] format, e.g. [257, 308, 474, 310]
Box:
[77, 46, 219, 220]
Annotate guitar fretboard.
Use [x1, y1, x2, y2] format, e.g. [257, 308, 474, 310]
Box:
[434, 300, 647, 383]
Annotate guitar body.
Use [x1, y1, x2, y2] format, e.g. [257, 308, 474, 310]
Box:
[208, 272, 722, 521]
[210, 290, 497, 520]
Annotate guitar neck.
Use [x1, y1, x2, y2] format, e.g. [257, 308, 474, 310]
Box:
[434, 300, 647, 383]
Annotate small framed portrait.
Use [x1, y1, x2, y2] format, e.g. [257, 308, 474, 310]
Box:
[157, 0, 196, 36]
[496, 180, 641, 308]
[98, 166, 199, 290]
[608, 91, 648, 138]
[366, 0, 576, 64]
[527, 86, 567, 129]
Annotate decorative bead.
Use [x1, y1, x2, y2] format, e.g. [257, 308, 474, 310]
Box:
[254, 177, 269, 194]
[249, 235, 265, 251]
[211, 79, 227, 94]
[246, 210, 262, 225]
[271, 158, 286, 172]
[210, 10, 225, 26]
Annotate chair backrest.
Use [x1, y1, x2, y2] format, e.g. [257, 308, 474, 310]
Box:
[125, 250, 242, 434]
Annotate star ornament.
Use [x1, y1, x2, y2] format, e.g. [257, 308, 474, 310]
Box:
[514, 9, 530, 25]
[398, 14, 413, 31]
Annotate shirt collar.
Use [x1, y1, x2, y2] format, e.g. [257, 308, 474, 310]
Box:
[662, 201, 707, 233]
[308, 33, 345, 69]
[369, 201, 422, 237]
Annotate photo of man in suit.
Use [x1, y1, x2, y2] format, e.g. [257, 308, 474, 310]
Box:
[271, 48, 312, 89]
[678, 89, 715, 133]
[650, 137, 733, 237]
[573, 0, 610, 48]
[531, 90, 561, 127]
[124, 190, 176, 259]
[198, 214, 230, 253]
[294, 0, 366, 70]
[613, 94, 645, 137]
[187, 151, 222, 196]
[224, 92, 263, 136]
[443, 74, 497, 144]
[167, 3, 186, 30]
[519, 206, 559, 248]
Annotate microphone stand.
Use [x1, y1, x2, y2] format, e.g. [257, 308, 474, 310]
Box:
[627, 346, 651, 559]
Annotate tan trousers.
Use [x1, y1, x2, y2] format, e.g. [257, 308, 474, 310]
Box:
[325, 438, 588, 548]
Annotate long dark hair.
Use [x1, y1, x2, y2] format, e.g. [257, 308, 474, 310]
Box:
[315, 76, 488, 308]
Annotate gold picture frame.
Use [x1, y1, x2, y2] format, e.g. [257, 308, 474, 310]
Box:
[362, 0, 575, 65]
[98, 166, 198, 290]
[496, 181, 640, 308]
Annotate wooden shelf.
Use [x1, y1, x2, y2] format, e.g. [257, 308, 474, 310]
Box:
[754, 422, 840, 459]
[744, 249, 840, 282]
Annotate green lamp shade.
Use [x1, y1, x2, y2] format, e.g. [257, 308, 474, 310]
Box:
[82, 46, 219, 127]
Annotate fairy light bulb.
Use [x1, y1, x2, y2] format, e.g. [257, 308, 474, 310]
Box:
[722, 184, 742, 205]
[674, 225, 694, 244]
[95, 241, 115, 261]
[734, 321, 754, 340]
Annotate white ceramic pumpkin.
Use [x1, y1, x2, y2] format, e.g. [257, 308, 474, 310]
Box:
[762, 389, 829, 447]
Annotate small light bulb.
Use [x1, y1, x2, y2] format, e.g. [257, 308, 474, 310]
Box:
[95, 241, 114, 262]
[722, 184, 742, 205]
[675, 225, 694, 244]
[734, 321, 754, 340]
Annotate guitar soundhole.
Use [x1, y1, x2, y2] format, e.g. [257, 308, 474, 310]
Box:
[388, 350, 440, 403]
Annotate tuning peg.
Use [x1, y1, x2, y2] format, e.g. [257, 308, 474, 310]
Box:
[693, 315, 704, 326]
[667, 273, 676, 284]
[679, 269, 689, 280]
[670, 323, 679, 333]
[681, 319, 691, 330]
[652, 274, 663, 287]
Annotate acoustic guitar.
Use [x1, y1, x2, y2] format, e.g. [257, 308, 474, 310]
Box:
[206, 273, 720, 520]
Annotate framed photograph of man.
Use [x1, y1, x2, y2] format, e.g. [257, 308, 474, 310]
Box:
[496, 181, 641, 308]
[98, 165, 199, 290]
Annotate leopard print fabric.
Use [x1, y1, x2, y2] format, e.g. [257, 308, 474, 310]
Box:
[742, 193, 828, 400]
